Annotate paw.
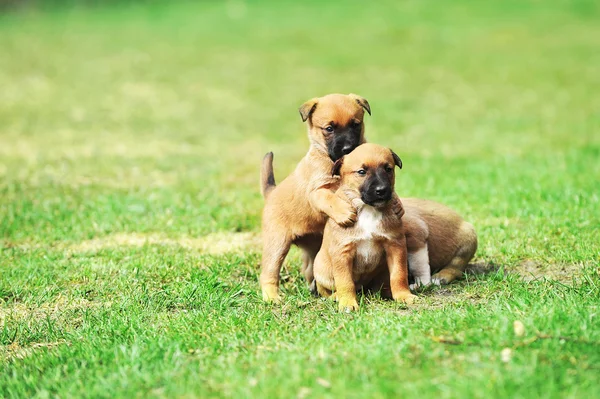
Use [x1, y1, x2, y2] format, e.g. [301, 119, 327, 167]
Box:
[401, 294, 418, 305]
[431, 272, 448, 285]
[309, 280, 319, 297]
[337, 295, 359, 312]
[332, 203, 357, 227]
[410, 277, 433, 291]
[262, 285, 282, 303]
[394, 290, 417, 304]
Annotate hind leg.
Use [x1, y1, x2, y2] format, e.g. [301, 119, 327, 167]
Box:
[432, 223, 477, 285]
[297, 236, 322, 296]
[316, 282, 333, 298]
[298, 237, 322, 284]
[260, 225, 292, 302]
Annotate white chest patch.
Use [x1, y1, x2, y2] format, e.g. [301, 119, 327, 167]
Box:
[355, 205, 383, 239]
[353, 205, 385, 275]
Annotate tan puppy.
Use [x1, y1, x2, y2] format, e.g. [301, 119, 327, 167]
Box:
[260, 93, 373, 302]
[402, 198, 477, 288]
[313, 143, 416, 311]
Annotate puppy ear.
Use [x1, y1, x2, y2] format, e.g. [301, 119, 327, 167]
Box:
[299, 98, 319, 122]
[390, 149, 402, 169]
[349, 93, 371, 116]
[332, 157, 344, 176]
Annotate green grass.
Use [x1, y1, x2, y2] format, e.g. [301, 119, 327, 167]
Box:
[1, 0, 599, 397]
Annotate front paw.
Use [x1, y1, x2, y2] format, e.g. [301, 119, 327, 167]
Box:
[337, 295, 359, 312]
[332, 205, 357, 227]
[409, 277, 433, 291]
[394, 290, 417, 304]
[262, 285, 282, 303]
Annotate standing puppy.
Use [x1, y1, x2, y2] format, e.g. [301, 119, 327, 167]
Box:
[260, 94, 372, 302]
[313, 144, 416, 311]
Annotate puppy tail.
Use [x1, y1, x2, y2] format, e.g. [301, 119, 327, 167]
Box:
[261, 152, 276, 199]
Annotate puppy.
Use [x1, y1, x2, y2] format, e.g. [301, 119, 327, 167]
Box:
[313, 143, 416, 311]
[402, 198, 478, 287]
[260, 93, 372, 302]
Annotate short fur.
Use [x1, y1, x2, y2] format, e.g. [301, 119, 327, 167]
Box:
[313, 144, 416, 311]
[260, 93, 372, 302]
[401, 198, 478, 286]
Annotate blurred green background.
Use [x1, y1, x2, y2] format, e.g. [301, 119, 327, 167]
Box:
[1, 1, 599, 398]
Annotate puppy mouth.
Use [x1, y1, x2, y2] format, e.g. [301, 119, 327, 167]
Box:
[361, 196, 391, 208]
[327, 137, 360, 161]
[328, 146, 355, 161]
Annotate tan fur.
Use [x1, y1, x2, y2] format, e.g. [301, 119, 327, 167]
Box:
[313, 144, 415, 311]
[401, 198, 478, 285]
[260, 94, 371, 302]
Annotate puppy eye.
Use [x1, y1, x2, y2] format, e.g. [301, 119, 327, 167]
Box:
[324, 126, 334, 133]
[353, 120, 361, 126]
[357, 169, 366, 175]
[385, 166, 393, 172]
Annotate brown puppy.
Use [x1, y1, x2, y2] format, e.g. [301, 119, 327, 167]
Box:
[313, 143, 416, 311]
[260, 93, 372, 302]
[402, 198, 477, 288]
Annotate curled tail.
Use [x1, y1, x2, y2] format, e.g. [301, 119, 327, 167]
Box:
[261, 152, 276, 199]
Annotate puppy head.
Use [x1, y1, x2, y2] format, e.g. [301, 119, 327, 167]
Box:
[299, 93, 370, 161]
[332, 143, 402, 207]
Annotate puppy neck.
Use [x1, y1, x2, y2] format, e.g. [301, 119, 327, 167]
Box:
[307, 145, 330, 161]
[307, 126, 329, 156]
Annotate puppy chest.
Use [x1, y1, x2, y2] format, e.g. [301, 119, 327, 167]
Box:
[354, 240, 385, 276]
[356, 205, 384, 238]
[350, 205, 388, 277]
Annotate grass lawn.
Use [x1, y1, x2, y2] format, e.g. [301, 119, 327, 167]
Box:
[1, 0, 599, 397]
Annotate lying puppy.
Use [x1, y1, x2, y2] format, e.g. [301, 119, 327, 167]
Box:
[313, 143, 416, 311]
[260, 93, 372, 302]
[402, 198, 477, 287]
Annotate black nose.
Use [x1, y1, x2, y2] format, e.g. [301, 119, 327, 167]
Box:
[342, 145, 354, 155]
[375, 186, 390, 198]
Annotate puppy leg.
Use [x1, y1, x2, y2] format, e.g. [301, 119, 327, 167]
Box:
[432, 222, 477, 285]
[330, 245, 359, 312]
[431, 247, 475, 285]
[309, 187, 357, 227]
[297, 237, 321, 287]
[313, 249, 334, 298]
[385, 238, 416, 304]
[408, 244, 433, 290]
[260, 228, 291, 302]
[316, 282, 333, 298]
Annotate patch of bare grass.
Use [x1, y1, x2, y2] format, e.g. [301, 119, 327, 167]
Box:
[1, 340, 70, 361]
[69, 232, 260, 255]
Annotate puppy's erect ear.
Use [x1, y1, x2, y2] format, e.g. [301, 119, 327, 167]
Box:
[390, 149, 402, 169]
[299, 98, 319, 122]
[349, 93, 371, 116]
[332, 157, 344, 176]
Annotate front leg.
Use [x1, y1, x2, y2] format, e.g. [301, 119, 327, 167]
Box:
[310, 187, 356, 227]
[384, 238, 416, 304]
[331, 243, 359, 312]
[408, 243, 433, 290]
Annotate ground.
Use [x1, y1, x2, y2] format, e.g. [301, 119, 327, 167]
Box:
[0, 0, 599, 398]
